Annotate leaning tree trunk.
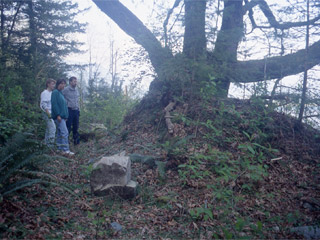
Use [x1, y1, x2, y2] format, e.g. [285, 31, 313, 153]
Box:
[211, 0, 244, 96]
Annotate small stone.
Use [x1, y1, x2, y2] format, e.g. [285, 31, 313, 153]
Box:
[129, 154, 162, 168]
[303, 202, 314, 211]
[273, 226, 280, 232]
[110, 222, 123, 232]
[87, 158, 95, 164]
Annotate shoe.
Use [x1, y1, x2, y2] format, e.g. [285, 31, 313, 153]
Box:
[74, 139, 80, 145]
[64, 150, 75, 156]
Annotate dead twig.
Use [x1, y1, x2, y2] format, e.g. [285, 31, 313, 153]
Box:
[164, 102, 176, 134]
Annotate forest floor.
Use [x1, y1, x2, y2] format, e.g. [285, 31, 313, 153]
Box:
[1, 98, 320, 239]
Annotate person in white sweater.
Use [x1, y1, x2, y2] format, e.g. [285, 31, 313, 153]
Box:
[40, 78, 56, 147]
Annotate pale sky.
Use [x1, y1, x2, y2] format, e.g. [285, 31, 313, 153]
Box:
[65, 0, 320, 100]
[66, 0, 157, 94]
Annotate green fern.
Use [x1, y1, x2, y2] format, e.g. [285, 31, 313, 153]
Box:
[0, 132, 50, 198]
[0, 153, 37, 185]
[1, 179, 43, 197]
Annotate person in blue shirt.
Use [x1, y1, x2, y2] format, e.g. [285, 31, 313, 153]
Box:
[51, 79, 74, 156]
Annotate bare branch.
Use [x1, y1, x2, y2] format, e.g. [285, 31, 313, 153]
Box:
[244, 0, 257, 32]
[244, 0, 320, 30]
[243, 0, 260, 13]
[163, 0, 182, 47]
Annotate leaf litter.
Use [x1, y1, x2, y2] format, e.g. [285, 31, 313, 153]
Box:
[1, 99, 320, 239]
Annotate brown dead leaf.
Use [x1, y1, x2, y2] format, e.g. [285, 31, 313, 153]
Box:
[193, 222, 199, 230]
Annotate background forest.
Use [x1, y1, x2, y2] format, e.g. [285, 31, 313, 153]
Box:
[1, 0, 320, 239]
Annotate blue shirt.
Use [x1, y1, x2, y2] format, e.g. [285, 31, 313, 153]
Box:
[51, 89, 69, 120]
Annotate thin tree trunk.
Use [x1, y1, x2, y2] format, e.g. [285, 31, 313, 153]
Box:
[298, 0, 310, 124]
[27, 0, 37, 68]
[0, 1, 4, 52]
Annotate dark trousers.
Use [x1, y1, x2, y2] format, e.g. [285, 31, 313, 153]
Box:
[66, 108, 80, 145]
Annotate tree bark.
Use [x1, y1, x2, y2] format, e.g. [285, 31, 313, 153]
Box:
[27, 0, 37, 66]
[183, 0, 206, 59]
[211, 0, 244, 95]
[231, 40, 320, 83]
[298, 0, 310, 124]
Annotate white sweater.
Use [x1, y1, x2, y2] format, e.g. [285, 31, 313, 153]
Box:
[40, 89, 52, 114]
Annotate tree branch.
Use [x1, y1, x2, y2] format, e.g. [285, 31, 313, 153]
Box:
[254, 0, 320, 30]
[5, 1, 22, 47]
[243, 0, 260, 14]
[163, 0, 182, 47]
[231, 40, 320, 83]
[92, 0, 172, 74]
[244, 0, 257, 32]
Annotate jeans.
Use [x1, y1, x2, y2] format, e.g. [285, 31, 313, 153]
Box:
[66, 108, 80, 145]
[55, 119, 70, 152]
[43, 113, 56, 147]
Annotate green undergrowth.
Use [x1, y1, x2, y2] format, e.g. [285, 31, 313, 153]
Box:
[127, 96, 320, 238]
[1, 96, 319, 239]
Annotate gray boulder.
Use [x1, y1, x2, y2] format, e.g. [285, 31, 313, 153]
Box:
[93, 180, 138, 199]
[291, 226, 320, 239]
[90, 153, 138, 199]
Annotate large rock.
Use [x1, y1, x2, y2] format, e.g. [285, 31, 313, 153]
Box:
[91, 153, 131, 189]
[291, 226, 320, 239]
[90, 152, 138, 199]
[93, 180, 138, 199]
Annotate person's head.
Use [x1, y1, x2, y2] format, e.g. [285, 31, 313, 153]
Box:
[46, 78, 56, 91]
[56, 79, 66, 91]
[69, 76, 77, 88]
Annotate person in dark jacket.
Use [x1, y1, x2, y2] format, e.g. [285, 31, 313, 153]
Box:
[51, 79, 74, 155]
[62, 76, 80, 145]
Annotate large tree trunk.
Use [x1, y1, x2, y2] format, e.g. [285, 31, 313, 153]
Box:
[183, 0, 206, 59]
[211, 0, 244, 96]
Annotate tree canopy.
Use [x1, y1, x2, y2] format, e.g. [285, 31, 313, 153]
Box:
[92, 0, 320, 96]
[0, 0, 86, 103]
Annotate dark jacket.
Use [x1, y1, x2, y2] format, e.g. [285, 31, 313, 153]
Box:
[51, 89, 68, 120]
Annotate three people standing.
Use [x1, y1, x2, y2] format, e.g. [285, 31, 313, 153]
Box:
[62, 76, 80, 145]
[41, 76, 80, 155]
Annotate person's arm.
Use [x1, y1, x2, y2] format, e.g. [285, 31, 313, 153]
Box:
[45, 109, 51, 118]
[51, 91, 61, 122]
[62, 87, 69, 103]
[40, 92, 51, 118]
